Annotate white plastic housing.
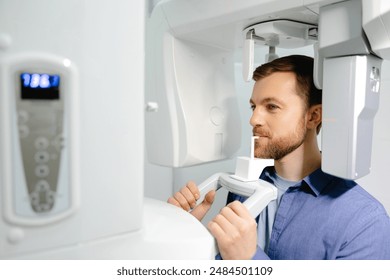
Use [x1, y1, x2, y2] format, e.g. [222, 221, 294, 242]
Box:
[243, 38, 255, 81]
[363, 0, 390, 59]
[10, 199, 216, 260]
[322, 55, 382, 179]
[234, 157, 274, 182]
[145, 4, 241, 167]
[0, 0, 220, 260]
[0, 0, 145, 258]
[242, 20, 317, 82]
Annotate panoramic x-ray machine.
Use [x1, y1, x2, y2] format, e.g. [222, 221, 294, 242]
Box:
[1, 0, 390, 259]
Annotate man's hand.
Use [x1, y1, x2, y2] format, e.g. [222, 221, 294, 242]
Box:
[167, 181, 215, 221]
[208, 201, 257, 260]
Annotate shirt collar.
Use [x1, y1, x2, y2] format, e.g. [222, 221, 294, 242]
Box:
[261, 166, 335, 197]
[300, 168, 335, 196]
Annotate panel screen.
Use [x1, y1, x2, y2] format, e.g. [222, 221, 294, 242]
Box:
[20, 73, 60, 100]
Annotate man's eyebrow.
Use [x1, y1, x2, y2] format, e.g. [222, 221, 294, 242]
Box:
[250, 97, 284, 105]
[262, 97, 284, 104]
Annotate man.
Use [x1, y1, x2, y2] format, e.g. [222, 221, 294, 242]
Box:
[168, 55, 390, 259]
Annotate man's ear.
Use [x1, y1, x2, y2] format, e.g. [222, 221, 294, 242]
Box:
[306, 104, 322, 130]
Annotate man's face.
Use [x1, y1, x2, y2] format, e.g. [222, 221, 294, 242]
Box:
[250, 72, 307, 160]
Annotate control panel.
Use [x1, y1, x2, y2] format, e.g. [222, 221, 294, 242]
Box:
[18, 72, 65, 213]
[0, 54, 79, 226]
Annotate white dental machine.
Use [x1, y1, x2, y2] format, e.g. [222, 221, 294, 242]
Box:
[1, 0, 390, 259]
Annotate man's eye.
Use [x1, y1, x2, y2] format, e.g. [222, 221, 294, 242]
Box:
[250, 104, 256, 111]
[267, 104, 279, 111]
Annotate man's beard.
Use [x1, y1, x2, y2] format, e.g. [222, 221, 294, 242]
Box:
[253, 118, 307, 161]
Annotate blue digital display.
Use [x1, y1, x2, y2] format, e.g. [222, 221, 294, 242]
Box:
[20, 73, 60, 100]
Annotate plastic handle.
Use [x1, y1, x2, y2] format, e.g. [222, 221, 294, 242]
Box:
[196, 172, 277, 218]
[195, 172, 224, 207]
[220, 174, 277, 218]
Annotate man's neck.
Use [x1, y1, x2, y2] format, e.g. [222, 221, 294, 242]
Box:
[274, 138, 322, 181]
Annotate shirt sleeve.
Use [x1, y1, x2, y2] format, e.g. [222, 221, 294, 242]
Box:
[251, 246, 271, 260]
[215, 246, 270, 260]
[337, 206, 390, 259]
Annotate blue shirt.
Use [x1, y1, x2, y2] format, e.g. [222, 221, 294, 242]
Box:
[257, 169, 296, 253]
[222, 167, 390, 260]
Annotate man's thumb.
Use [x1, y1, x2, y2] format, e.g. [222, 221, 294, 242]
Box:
[191, 190, 216, 221]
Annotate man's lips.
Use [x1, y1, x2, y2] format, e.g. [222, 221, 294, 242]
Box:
[253, 132, 270, 138]
[253, 127, 270, 138]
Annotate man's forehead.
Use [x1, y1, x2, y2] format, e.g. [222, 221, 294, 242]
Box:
[251, 73, 298, 102]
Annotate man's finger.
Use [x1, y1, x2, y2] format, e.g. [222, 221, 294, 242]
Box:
[167, 196, 181, 208]
[173, 191, 191, 211]
[186, 181, 200, 200]
[190, 190, 215, 221]
[227, 200, 252, 219]
[180, 185, 197, 209]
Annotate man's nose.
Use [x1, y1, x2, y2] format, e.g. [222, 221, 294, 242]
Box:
[250, 108, 265, 127]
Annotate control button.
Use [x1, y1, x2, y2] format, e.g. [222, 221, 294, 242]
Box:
[17, 110, 29, 124]
[35, 203, 51, 212]
[30, 192, 39, 206]
[18, 125, 30, 138]
[34, 151, 50, 163]
[34, 180, 50, 192]
[31, 195, 50, 212]
[30, 181, 55, 213]
[46, 191, 55, 205]
[53, 135, 65, 150]
[35, 165, 49, 178]
[35, 137, 49, 150]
